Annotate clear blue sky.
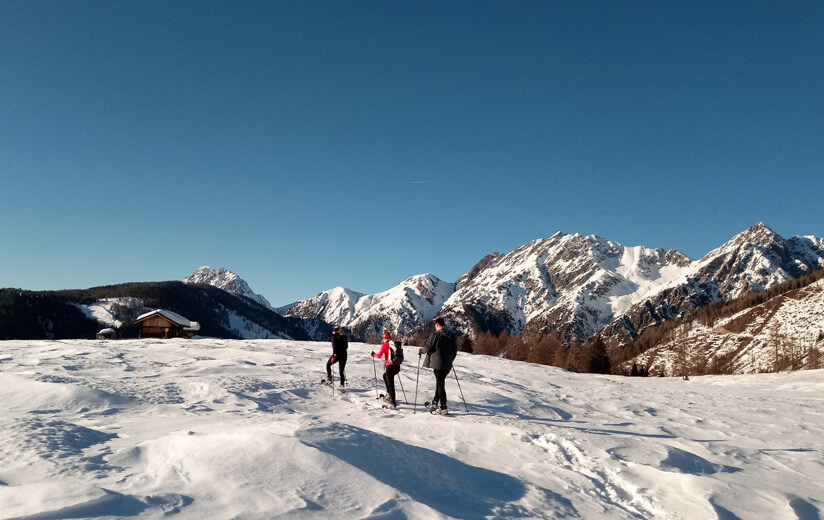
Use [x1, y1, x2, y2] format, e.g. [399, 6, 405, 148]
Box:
[2, 1, 823, 306]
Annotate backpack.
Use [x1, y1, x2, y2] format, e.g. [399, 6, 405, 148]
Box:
[389, 340, 404, 365]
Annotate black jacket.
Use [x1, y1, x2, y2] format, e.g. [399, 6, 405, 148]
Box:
[332, 333, 349, 358]
[423, 329, 457, 371]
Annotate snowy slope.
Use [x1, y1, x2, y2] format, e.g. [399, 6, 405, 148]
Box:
[629, 278, 824, 376]
[0, 338, 822, 519]
[286, 274, 455, 339]
[74, 297, 148, 330]
[183, 266, 273, 310]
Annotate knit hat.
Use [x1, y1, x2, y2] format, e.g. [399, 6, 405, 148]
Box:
[382, 331, 390, 341]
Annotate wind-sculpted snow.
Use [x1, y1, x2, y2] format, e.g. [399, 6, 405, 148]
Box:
[297, 423, 537, 519]
[0, 338, 822, 519]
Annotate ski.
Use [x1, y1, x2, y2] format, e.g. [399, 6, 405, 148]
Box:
[424, 401, 450, 415]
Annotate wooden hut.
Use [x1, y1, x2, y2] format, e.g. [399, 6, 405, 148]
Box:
[97, 328, 116, 340]
[133, 309, 200, 339]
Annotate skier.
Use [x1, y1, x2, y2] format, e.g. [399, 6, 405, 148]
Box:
[372, 330, 402, 409]
[420, 317, 457, 415]
[325, 326, 348, 388]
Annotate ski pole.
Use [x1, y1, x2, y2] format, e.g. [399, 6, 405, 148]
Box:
[397, 370, 408, 403]
[452, 366, 469, 412]
[325, 356, 334, 397]
[371, 354, 379, 399]
[413, 351, 422, 413]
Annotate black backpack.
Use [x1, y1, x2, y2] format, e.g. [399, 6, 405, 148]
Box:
[389, 340, 404, 365]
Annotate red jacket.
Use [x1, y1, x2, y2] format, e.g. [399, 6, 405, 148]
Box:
[372, 342, 392, 367]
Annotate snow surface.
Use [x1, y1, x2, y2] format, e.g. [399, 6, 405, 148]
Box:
[1, 339, 822, 519]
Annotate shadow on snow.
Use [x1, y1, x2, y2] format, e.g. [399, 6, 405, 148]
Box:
[297, 423, 538, 519]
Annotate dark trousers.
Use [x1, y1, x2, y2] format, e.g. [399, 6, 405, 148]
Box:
[326, 355, 347, 385]
[383, 364, 400, 405]
[432, 368, 449, 409]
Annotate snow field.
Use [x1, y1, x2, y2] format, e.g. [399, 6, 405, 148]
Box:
[0, 338, 822, 519]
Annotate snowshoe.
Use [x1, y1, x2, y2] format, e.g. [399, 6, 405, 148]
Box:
[431, 408, 449, 416]
[424, 401, 437, 412]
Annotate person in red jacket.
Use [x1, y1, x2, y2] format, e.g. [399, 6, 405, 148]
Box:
[372, 330, 401, 409]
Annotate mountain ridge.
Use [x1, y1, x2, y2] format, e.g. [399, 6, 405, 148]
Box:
[286, 223, 824, 350]
[285, 274, 455, 340]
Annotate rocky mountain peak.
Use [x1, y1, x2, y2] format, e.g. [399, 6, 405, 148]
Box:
[727, 222, 782, 250]
[183, 266, 273, 310]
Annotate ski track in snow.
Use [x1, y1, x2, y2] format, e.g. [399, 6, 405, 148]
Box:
[0, 339, 822, 519]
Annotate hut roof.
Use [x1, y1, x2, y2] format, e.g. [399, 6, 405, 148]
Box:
[134, 309, 201, 331]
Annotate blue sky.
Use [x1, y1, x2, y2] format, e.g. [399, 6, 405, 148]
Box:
[2, 1, 823, 306]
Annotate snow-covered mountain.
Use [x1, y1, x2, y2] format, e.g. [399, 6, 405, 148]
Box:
[444, 223, 824, 345]
[440, 232, 693, 342]
[183, 266, 273, 310]
[286, 274, 455, 340]
[287, 223, 824, 349]
[599, 223, 824, 347]
[626, 273, 824, 375]
[693, 222, 824, 297]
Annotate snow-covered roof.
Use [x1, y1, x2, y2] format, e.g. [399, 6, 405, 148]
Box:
[135, 309, 201, 331]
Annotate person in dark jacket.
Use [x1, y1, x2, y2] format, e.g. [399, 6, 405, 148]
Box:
[420, 317, 457, 415]
[325, 326, 348, 387]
